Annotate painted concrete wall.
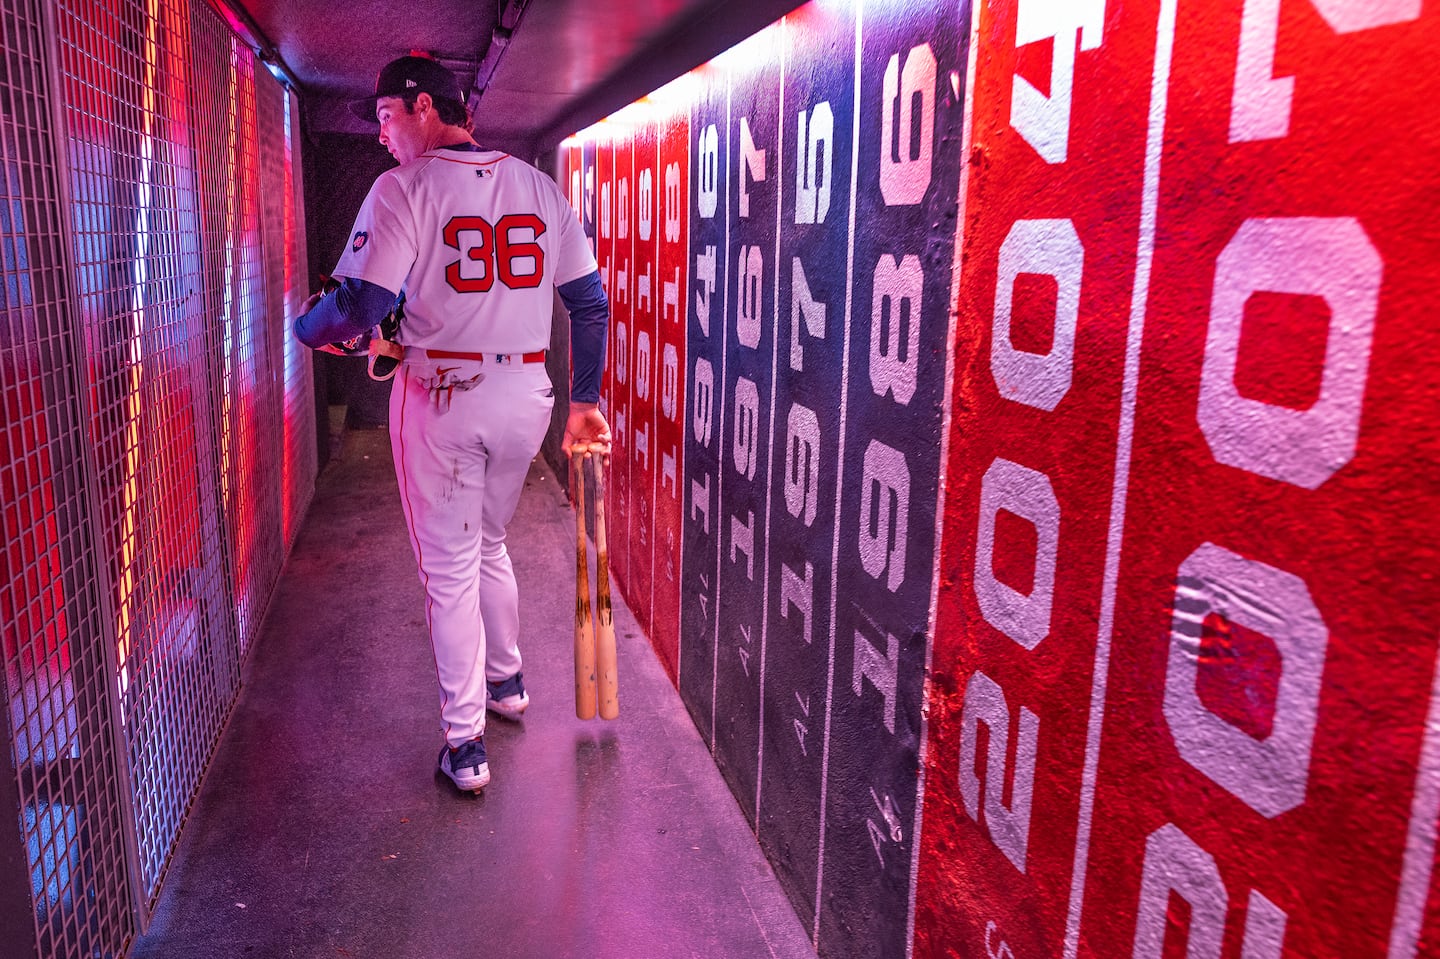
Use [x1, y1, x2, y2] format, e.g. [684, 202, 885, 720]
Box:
[560, 1, 1440, 956]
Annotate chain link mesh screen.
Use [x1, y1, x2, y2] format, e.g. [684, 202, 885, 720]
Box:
[0, 0, 137, 954]
[0, 0, 313, 954]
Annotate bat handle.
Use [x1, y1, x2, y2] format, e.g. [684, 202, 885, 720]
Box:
[573, 451, 597, 720]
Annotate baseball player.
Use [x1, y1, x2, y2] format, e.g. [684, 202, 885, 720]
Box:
[294, 54, 611, 794]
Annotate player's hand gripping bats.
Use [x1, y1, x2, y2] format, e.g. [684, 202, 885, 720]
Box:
[573, 451, 619, 720]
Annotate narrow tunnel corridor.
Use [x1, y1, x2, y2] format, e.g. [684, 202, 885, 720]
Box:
[127, 427, 814, 959]
[0, 0, 1436, 957]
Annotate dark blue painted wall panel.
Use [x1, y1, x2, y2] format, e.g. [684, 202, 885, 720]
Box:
[756, 2, 857, 934]
[819, 2, 965, 955]
[713, 31, 784, 825]
[679, 65, 731, 746]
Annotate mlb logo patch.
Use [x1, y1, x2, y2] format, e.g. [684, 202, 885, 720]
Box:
[476, 169, 493, 179]
[352, 231, 369, 252]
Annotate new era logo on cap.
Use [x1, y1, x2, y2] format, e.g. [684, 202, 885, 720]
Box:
[350, 55, 464, 122]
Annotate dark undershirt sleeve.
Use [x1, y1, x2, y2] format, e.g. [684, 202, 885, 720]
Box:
[293, 276, 396, 348]
[558, 270, 609, 404]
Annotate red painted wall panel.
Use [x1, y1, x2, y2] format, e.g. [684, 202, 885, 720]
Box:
[628, 119, 661, 641]
[1083, 4, 1440, 957]
[596, 134, 616, 496]
[919, 2, 1440, 958]
[607, 135, 635, 592]
[653, 103, 689, 684]
[917, 0, 1152, 952]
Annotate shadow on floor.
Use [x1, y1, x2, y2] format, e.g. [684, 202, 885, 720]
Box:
[130, 427, 815, 959]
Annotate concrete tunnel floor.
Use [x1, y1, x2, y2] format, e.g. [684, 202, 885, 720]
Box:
[130, 424, 816, 959]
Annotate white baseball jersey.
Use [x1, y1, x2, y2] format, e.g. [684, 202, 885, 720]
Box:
[333, 148, 597, 353]
[336, 145, 601, 752]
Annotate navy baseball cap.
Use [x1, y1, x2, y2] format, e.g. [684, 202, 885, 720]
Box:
[350, 55, 464, 121]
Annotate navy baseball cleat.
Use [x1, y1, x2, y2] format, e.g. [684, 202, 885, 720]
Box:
[439, 738, 490, 793]
[486, 672, 529, 721]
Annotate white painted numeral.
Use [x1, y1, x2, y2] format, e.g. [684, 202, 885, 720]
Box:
[870, 255, 923, 406]
[993, 218, 1083, 412]
[1165, 544, 1326, 818]
[584, 163, 595, 227]
[739, 117, 767, 219]
[615, 320, 629, 385]
[880, 44, 936, 206]
[661, 343, 678, 421]
[790, 257, 827, 372]
[783, 403, 820, 527]
[698, 123, 720, 219]
[959, 671, 1039, 874]
[635, 331, 652, 401]
[781, 561, 814, 646]
[1243, 891, 1289, 959]
[859, 440, 909, 593]
[614, 257, 629, 305]
[1199, 217, 1380, 490]
[663, 267, 680, 324]
[634, 420, 650, 470]
[733, 377, 760, 481]
[692, 358, 714, 447]
[796, 102, 834, 224]
[617, 176, 630, 240]
[695, 244, 717, 337]
[691, 471, 711, 533]
[638, 167, 654, 242]
[737, 245, 765, 349]
[637, 260, 653, 313]
[1132, 825, 1226, 959]
[731, 510, 755, 580]
[663, 447, 677, 497]
[1133, 824, 1288, 959]
[854, 628, 899, 735]
[600, 181, 611, 239]
[974, 459, 1059, 651]
[1230, 0, 1421, 142]
[665, 161, 682, 242]
[1010, 0, 1106, 164]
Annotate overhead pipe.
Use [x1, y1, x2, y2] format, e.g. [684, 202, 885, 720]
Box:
[467, 0, 531, 113]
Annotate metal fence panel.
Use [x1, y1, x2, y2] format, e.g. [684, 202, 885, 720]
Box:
[0, 0, 313, 954]
[0, 0, 139, 955]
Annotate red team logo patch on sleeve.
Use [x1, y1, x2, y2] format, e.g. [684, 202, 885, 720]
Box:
[352, 231, 368, 252]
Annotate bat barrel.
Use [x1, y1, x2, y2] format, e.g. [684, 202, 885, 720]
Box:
[573, 451, 597, 720]
[593, 456, 619, 720]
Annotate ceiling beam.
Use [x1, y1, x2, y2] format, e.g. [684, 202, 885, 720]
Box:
[201, 0, 303, 91]
[467, 0, 533, 115]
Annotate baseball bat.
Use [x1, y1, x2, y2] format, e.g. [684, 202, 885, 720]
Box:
[573, 451, 598, 720]
[592, 456, 619, 720]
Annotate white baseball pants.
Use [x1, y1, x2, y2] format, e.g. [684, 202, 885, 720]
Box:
[389, 353, 554, 747]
